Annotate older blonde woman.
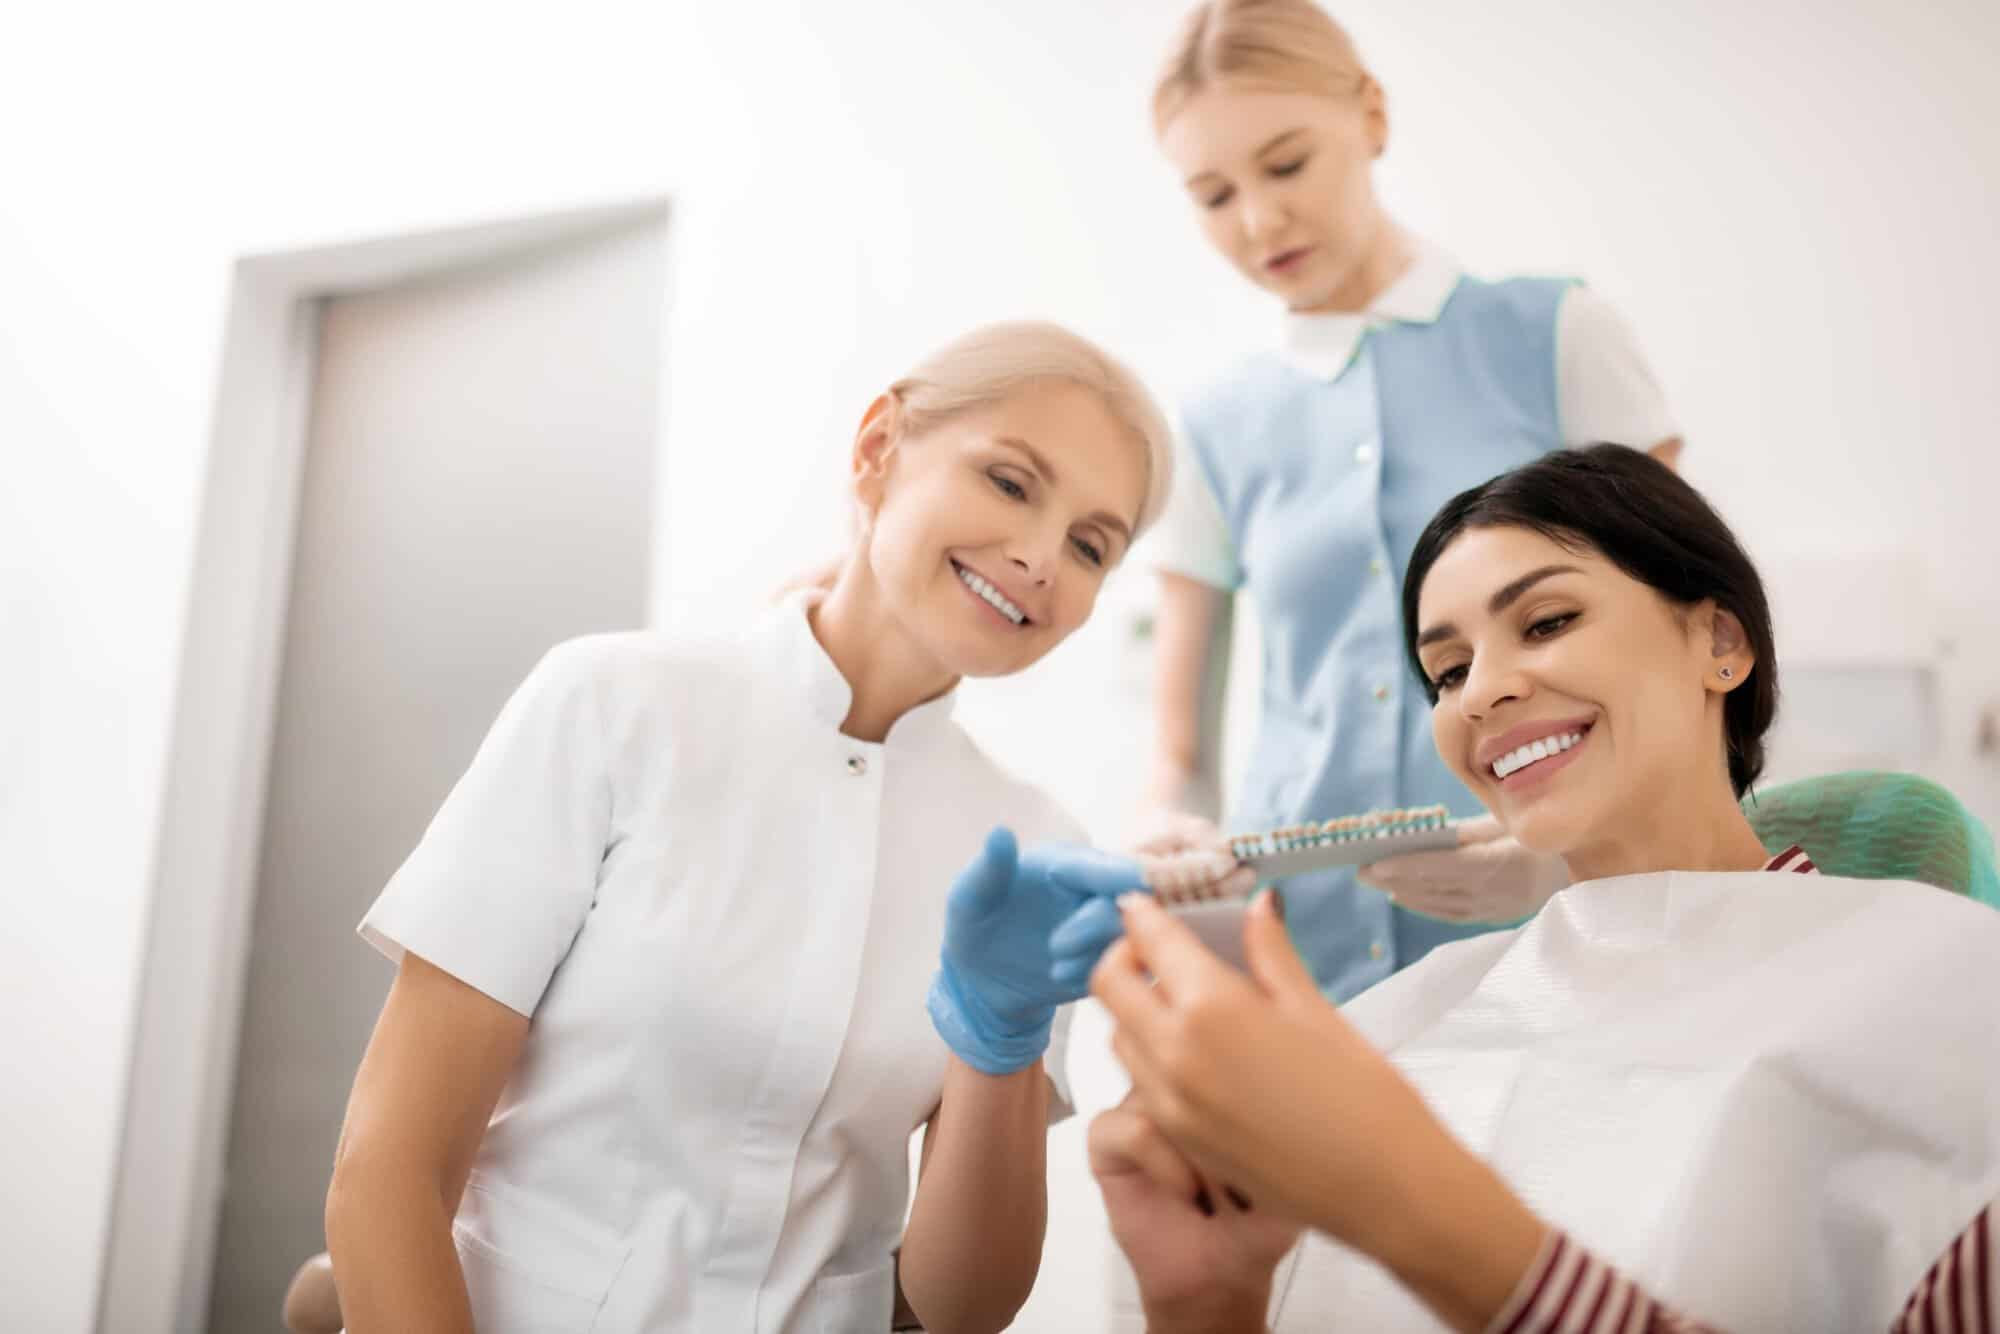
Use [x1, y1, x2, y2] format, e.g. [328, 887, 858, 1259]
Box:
[323, 322, 1175, 1334]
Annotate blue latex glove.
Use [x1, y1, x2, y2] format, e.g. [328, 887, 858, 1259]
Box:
[1048, 811, 1252, 989]
[1048, 895, 1130, 990]
[928, 827, 1147, 1075]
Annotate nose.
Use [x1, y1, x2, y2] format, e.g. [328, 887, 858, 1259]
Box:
[1006, 523, 1065, 587]
[1238, 186, 1285, 246]
[1458, 648, 1531, 723]
[1008, 549, 1052, 588]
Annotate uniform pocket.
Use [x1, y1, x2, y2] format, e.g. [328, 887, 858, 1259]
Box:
[452, 1177, 631, 1333]
[808, 1258, 894, 1334]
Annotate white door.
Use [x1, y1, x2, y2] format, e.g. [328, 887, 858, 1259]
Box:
[202, 220, 667, 1334]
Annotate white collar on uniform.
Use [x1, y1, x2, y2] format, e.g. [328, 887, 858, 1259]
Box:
[1277, 238, 1463, 381]
[773, 590, 959, 744]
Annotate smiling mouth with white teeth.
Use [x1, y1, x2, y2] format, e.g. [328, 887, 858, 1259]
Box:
[953, 560, 1028, 626]
[1491, 727, 1590, 779]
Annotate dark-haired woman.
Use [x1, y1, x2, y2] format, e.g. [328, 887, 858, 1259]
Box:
[1071, 447, 2000, 1331]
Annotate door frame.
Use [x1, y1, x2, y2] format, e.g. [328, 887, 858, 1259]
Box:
[95, 196, 673, 1334]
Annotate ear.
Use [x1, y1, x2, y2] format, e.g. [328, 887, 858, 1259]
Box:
[1360, 74, 1389, 158]
[1697, 600, 1755, 694]
[850, 391, 903, 519]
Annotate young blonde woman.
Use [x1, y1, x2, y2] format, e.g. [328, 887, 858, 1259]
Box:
[321, 321, 1173, 1334]
[1137, 0, 1684, 998]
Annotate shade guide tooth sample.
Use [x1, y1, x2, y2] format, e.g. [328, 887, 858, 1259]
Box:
[1146, 804, 1459, 905]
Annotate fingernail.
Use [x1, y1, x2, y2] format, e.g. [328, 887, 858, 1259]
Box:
[1224, 1186, 1253, 1211]
[1195, 1188, 1216, 1217]
[1117, 892, 1149, 914]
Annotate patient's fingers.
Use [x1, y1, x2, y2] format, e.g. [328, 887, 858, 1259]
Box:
[1117, 895, 1239, 1002]
[1090, 1096, 1249, 1219]
[1088, 1099, 1203, 1204]
[1091, 936, 1167, 1029]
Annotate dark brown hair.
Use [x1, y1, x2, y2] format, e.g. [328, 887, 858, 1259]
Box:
[1403, 445, 1779, 796]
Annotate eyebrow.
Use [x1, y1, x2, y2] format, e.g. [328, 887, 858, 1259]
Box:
[1414, 564, 1585, 649]
[1182, 128, 1311, 188]
[995, 435, 1135, 546]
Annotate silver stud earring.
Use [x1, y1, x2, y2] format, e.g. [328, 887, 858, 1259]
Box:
[1719, 667, 1735, 681]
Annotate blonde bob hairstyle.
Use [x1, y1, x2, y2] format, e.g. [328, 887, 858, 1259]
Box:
[1153, 0, 1372, 133]
[886, 320, 1174, 541]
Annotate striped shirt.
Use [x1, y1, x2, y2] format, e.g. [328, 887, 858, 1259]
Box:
[1484, 846, 1998, 1334]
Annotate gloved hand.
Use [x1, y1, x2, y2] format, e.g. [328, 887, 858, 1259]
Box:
[928, 827, 1148, 1075]
[1046, 811, 1255, 991]
[1355, 814, 1569, 923]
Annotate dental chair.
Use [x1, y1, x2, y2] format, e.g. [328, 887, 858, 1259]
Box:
[1743, 769, 1999, 905]
[276, 771, 1997, 1332]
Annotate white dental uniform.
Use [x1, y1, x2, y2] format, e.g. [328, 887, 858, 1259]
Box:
[358, 593, 1078, 1334]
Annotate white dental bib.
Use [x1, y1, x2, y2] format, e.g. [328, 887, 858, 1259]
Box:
[1270, 870, 2000, 1332]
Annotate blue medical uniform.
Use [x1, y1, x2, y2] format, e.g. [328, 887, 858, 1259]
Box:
[1182, 275, 1571, 1000]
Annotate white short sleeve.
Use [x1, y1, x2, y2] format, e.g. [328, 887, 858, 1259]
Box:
[1034, 807, 1094, 1125]
[1044, 1007, 1077, 1124]
[359, 639, 614, 1017]
[1138, 429, 1242, 591]
[1555, 286, 1679, 450]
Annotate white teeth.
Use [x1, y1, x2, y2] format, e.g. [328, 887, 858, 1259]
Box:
[1491, 730, 1585, 779]
[956, 564, 1025, 624]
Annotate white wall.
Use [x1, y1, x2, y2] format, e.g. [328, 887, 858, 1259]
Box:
[3, 1, 1995, 1328]
[1352, 0, 2000, 819]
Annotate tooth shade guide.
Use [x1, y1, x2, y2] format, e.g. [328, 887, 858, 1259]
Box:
[1237, 803, 1450, 852]
[1144, 849, 1242, 905]
[1159, 804, 1456, 903]
[1156, 803, 1456, 962]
